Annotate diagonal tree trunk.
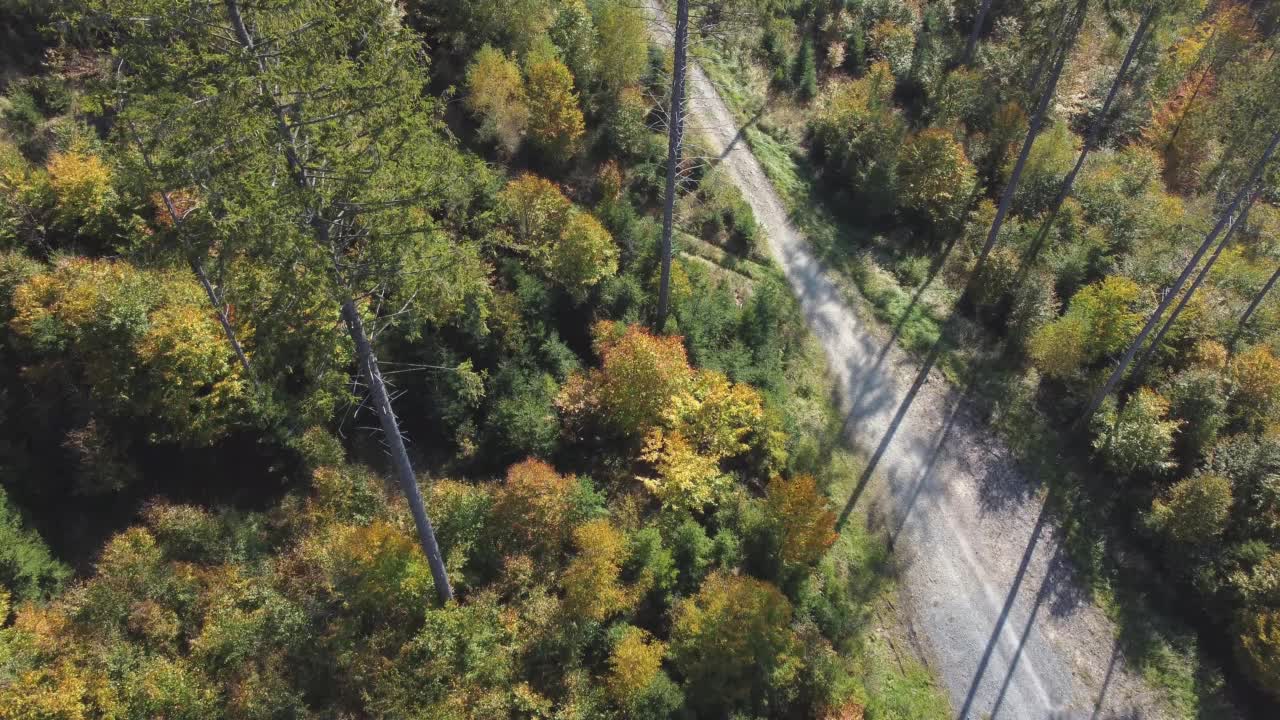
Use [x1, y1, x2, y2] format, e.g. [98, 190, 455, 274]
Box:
[967, 0, 1085, 294]
[125, 123, 255, 382]
[1236, 263, 1280, 344]
[1082, 129, 1280, 423]
[963, 0, 995, 65]
[656, 0, 690, 332]
[340, 298, 454, 603]
[1130, 189, 1257, 380]
[223, 0, 453, 603]
[1021, 3, 1156, 269]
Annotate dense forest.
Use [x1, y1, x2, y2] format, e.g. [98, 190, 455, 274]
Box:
[0, 0, 944, 717]
[2, 0, 1280, 717]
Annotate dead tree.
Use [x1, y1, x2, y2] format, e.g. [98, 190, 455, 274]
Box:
[1082, 129, 1280, 423]
[967, 0, 1087, 294]
[223, 0, 453, 603]
[1021, 3, 1156, 269]
[124, 123, 255, 382]
[656, 0, 690, 332]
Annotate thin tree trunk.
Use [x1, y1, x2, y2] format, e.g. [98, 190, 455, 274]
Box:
[656, 0, 689, 332]
[967, 1, 1082, 293]
[126, 124, 255, 381]
[963, 0, 995, 65]
[1023, 4, 1155, 266]
[1082, 129, 1280, 423]
[340, 299, 454, 603]
[1236, 264, 1280, 341]
[223, 0, 453, 603]
[1130, 189, 1257, 379]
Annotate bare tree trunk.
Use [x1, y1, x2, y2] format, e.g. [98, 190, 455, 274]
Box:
[1082, 129, 1280, 423]
[126, 124, 255, 381]
[340, 299, 454, 603]
[1023, 4, 1155, 266]
[224, 0, 453, 603]
[963, 0, 995, 65]
[1130, 189, 1257, 379]
[1236, 264, 1280, 342]
[656, 0, 689, 332]
[967, 1, 1083, 293]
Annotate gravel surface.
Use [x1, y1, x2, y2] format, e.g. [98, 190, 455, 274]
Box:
[643, 4, 1173, 718]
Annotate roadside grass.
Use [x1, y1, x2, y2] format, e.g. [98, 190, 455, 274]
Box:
[695, 40, 1242, 720]
[726, 223, 953, 716]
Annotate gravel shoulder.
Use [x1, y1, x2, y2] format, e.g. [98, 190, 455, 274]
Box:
[642, 5, 1173, 718]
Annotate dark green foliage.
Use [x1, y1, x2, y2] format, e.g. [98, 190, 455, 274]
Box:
[1164, 368, 1229, 461]
[845, 22, 867, 76]
[484, 364, 561, 461]
[795, 37, 818, 100]
[669, 515, 713, 593]
[0, 486, 68, 601]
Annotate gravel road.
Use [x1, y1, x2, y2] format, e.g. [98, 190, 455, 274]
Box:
[643, 4, 1172, 718]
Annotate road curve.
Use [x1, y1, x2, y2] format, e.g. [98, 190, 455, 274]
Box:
[642, 4, 1170, 718]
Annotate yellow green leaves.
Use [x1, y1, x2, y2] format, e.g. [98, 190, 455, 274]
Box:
[563, 321, 695, 438]
[1236, 608, 1280, 702]
[594, 0, 648, 93]
[639, 370, 766, 512]
[524, 48, 585, 157]
[898, 128, 977, 225]
[561, 519, 629, 621]
[138, 304, 248, 443]
[1091, 388, 1182, 476]
[606, 626, 668, 706]
[1147, 473, 1233, 546]
[465, 46, 530, 155]
[8, 258, 249, 446]
[553, 211, 618, 302]
[498, 173, 617, 300]
[499, 173, 574, 254]
[1030, 276, 1148, 379]
[666, 370, 765, 460]
[640, 430, 728, 512]
[557, 323, 767, 511]
[670, 572, 801, 715]
[46, 148, 113, 227]
[1229, 345, 1280, 429]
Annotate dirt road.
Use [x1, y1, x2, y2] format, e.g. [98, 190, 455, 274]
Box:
[642, 5, 1170, 718]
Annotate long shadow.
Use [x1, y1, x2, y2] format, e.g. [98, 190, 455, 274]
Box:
[988, 560, 1053, 718]
[955, 500, 1053, 720]
[836, 320, 954, 531]
[851, 231, 964, 419]
[888, 385, 966, 551]
[1090, 640, 1123, 720]
[847, 184, 988, 423]
[702, 106, 765, 172]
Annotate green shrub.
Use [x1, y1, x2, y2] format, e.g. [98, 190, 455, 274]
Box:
[0, 486, 68, 601]
[1146, 474, 1233, 548]
[892, 254, 931, 287]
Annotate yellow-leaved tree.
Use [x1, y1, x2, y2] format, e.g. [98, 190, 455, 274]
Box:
[561, 518, 629, 621]
[524, 47, 585, 157]
[464, 45, 529, 155]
